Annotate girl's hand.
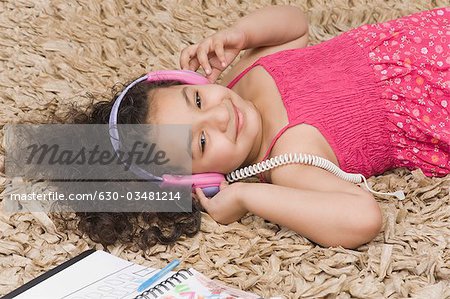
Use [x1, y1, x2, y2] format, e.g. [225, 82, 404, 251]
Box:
[180, 28, 247, 83]
[192, 181, 248, 224]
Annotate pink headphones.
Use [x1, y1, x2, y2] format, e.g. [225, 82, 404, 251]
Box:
[108, 70, 225, 197]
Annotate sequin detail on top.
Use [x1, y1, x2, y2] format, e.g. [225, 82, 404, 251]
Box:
[347, 7, 450, 177]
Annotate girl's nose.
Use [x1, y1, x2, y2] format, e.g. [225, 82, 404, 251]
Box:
[197, 102, 230, 132]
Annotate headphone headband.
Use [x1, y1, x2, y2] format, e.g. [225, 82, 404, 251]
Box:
[108, 70, 210, 182]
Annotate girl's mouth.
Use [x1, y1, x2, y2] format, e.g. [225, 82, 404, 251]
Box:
[232, 103, 243, 140]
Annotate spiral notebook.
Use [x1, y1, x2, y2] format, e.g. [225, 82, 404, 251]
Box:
[2, 249, 261, 299]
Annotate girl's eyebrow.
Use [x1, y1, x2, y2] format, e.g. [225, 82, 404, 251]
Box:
[182, 86, 190, 107]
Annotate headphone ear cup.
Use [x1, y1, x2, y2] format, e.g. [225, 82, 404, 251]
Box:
[161, 173, 225, 188]
[190, 173, 225, 189]
[200, 186, 220, 197]
[160, 173, 224, 197]
[191, 173, 225, 198]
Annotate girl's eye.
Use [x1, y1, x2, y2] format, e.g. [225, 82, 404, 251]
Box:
[200, 131, 206, 153]
[195, 91, 202, 108]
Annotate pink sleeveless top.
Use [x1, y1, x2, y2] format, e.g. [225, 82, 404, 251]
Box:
[226, 31, 396, 181]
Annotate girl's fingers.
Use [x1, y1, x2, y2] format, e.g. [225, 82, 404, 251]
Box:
[219, 180, 229, 191]
[180, 38, 228, 78]
[180, 45, 198, 70]
[179, 47, 190, 70]
[207, 68, 222, 83]
[192, 192, 204, 211]
[195, 188, 209, 212]
[188, 58, 200, 72]
[196, 44, 212, 75]
[213, 42, 227, 68]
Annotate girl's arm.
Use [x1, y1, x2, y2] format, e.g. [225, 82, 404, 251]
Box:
[238, 182, 382, 249]
[180, 5, 308, 82]
[232, 5, 309, 50]
[195, 181, 382, 249]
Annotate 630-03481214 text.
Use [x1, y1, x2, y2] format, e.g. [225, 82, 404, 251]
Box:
[8, 191, 182, 201]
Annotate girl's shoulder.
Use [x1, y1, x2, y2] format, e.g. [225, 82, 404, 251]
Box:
[220, 33, 309, 86]
[266, 125, 368, 196]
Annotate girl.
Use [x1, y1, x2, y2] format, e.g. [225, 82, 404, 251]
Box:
[73, 5, 449, 250]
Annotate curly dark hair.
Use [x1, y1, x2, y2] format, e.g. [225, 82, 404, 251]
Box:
[60, 77, 203, 250]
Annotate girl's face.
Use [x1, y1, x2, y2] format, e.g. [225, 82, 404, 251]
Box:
[149, 84, 262, 174]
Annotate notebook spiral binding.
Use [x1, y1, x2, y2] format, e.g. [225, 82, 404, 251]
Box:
[133, 269, 193, 299]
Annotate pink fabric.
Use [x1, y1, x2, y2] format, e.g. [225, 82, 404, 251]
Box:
[348, 8, 450, 177]
[227, 7, 450, 181]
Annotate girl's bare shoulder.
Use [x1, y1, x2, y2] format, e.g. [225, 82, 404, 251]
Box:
[221, 34, 309, 86]
[267, 128, 368, 197]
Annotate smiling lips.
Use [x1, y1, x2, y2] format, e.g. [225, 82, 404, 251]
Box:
[231, 102, 242, 140]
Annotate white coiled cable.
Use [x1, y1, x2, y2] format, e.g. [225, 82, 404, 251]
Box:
[226, 153, 405, 200]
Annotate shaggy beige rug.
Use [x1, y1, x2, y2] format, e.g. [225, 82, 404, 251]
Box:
[1, 0, 449, 298]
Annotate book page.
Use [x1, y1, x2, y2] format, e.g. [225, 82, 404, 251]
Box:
[14, 251, 172, 299]
[12, 251, 260, 299]
[62, 263, 174, 299]
[156, 268, 261, 299]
